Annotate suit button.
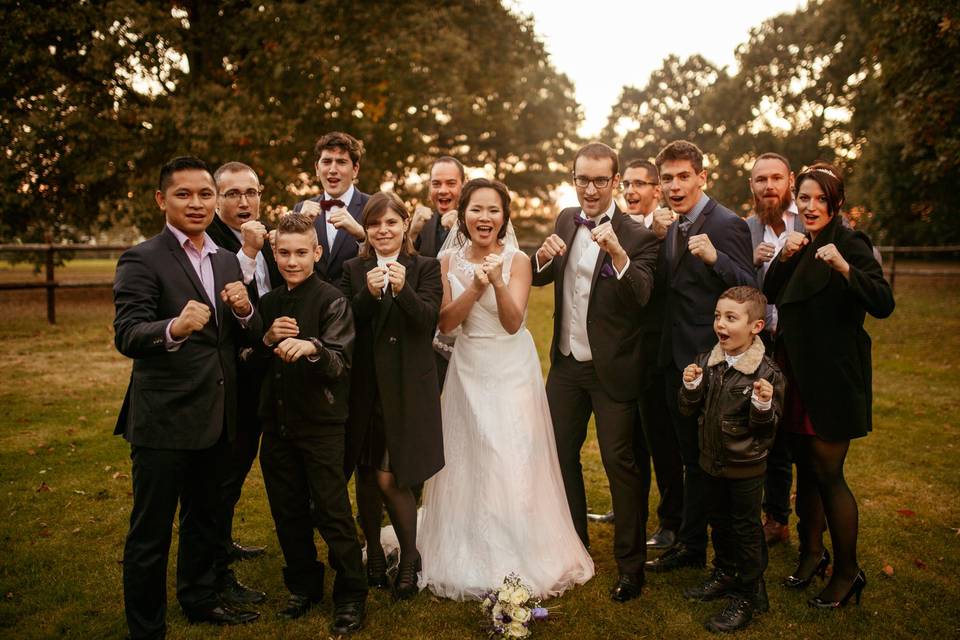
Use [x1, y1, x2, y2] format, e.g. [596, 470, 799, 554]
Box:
[218, 378, 224, 385]
[388, 337, 398, 344]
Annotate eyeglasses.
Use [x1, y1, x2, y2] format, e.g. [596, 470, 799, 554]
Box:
[572, 174, 614, 189]
[621, 179, 658, 190]
[221, 188, 262, 202]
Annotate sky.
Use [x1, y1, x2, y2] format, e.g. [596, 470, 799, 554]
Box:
[510, 0, 806, 138]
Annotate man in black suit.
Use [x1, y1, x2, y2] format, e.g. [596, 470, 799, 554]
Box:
[205, 161, 282, 605]
[409, 156, 464, 258]
[113, 156, 260, 639]
[644, 141, 756, 573]
[293, 131, 370, 286]
[532, 142, 658, 603]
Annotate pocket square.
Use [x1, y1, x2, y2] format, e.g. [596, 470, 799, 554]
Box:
[599, 258, 616, 279]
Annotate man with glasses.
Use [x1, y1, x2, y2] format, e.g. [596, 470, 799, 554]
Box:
[206, 161, 281, 608]
[532, 142, 658, 603]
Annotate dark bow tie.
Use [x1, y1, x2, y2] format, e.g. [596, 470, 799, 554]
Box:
[320, 199, 346, 211]
[574, 214, 609, 230]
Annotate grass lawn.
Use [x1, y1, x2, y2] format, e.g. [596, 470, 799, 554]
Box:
[0, 261, 958, 639]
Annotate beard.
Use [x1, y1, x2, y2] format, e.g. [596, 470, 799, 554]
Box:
[755, 191, 792, 226]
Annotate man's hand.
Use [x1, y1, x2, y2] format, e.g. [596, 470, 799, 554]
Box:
[366, 265, 388, 298]
[482, 253, 505, 287]
[328, 207, 365, 240]
[387, 261, 406, 295]
[220, 281, 252, 317]
[754, 378, 773, 404]
[592, 222, 627, 266]
[410, 205, 433, 238]
[240, 220, 267, 259]
[267, 229, 278, 253]
[170, 300, 211, 339]
[265, 316, 299, 345]
[754, 241, 776, 266]
[299, 200, 322, 221]
[688, 234, 718, 266]
[651, 207, 676, 240]
[440, 209, 458, 230]
[274, 337, 317, 363]
[781, 231, 809, 261]
[536, 234, 567, 267]
[815, 242, 850, 277]
[683, 363, 703, 384]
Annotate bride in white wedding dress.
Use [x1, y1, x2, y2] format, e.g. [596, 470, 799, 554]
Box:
[415, 178, 594, 600]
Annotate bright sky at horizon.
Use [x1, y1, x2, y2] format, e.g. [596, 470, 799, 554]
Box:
[510, 0, 806, 138]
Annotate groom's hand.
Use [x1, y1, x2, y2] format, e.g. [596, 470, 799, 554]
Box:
[536, 234, 566, 267]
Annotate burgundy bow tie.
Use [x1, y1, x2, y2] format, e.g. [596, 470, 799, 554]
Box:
[574, 214, 609, 230]
[320, 199, 345, 211]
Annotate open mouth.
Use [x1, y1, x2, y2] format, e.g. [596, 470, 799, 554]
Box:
[475, 224, 494, 235]
[717, 331, 730, 341]
[669, 195, 685, 205]
[436, 196, 453, 209]
[236, 211, 252, 221]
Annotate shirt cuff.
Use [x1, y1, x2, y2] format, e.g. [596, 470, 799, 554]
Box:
[613, 257, 629, 280]
[232, 305, 254, 327]
[751, 393, 772, 411]
[683, 374, 703, 390]
[237, 250, 257, 285]
[164, 319, 188, 351]
[535, 254, 553, 273]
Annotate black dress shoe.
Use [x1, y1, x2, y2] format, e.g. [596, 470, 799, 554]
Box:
[610, 573, 643, 603]
[587, 510, 615, 523]
[704, 596, 754, 633]
[645, 545, 706, 573]
[366, 545, 389, 589]
[393, 554, 422, 600]
[219, 574, 267, 606]
[682, 568, 734, 601]
[330, 600, 365, 635]
[646, 527, 677, 550]
[278, 593, 322, 620]
[229, 540, 266, 562]
[184, 603, 260, 625]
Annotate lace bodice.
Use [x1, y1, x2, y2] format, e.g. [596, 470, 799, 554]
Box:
[447, 243, 524, 338]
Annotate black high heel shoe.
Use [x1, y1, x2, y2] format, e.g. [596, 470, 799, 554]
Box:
[783, 550, 830, 590]
[366, 546, 389, 589]
[808, 569, 866, 608]
[393, 553, 422, 600]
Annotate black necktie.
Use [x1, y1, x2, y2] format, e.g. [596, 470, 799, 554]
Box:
[320, 199, 345, 211]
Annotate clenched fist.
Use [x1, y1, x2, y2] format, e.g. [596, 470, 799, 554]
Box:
[650, 207, 676, 240]
[688, 234, 718, 266]
[366, 265, 388, 298]
[780, 231, 809, 261]
[482, 253, 505, 287]
[814, 242, 850, 276]
[536, 234, 567, 267]
[754, 241, 776, 266]
[274, 337, 317, 363]
[410, 205, 433, 236]
[328, 207, 365, 240]
[386, 261, 407, 294]
[265, 316, 299, 346]
[753, 378, 773, 404]
[683, 363, 703, 384]
[240, 220, 267, 258]
[170, 300, 211, 339]
[220, 281, 252, 317]
[299, 200, 321, 220]
[591, 222, 627, 264]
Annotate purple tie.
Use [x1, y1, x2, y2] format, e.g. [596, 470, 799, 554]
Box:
[574, 214, 609, 230]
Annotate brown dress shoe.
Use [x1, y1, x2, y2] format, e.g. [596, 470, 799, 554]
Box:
[763, 517, 790, 546]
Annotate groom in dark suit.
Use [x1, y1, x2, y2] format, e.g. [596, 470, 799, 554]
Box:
[293, 131, 370, 286]
[113, 156, 260, 638]
[532, 142, 659, 602]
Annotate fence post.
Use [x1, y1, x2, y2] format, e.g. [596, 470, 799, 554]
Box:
[45, 245, 56, 324]
[888, 244, 896, 293]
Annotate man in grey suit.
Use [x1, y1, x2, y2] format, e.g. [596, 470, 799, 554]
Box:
[113, 156, 260, 638]
[293, 131, 370, 286]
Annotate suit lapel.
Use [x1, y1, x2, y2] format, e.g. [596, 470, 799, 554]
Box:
[165, 230, 215, 311]
[329, 191, 363, 263]
[671, 198, 713, 274]
[588, 208, 621, 295]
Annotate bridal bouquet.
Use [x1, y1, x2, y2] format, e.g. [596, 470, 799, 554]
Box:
[480, 574, 549, 638]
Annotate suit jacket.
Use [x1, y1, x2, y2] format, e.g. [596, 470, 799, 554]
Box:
[657, 197, 755, 371]
[113, 227, 250, 449]
[340, 254, 444, 488]
[414, 211, 452, 258]
[764, 215, 894, 440]
[745, 212, 805, 288]
[293, 189, 370, 285]
[531, 206, 659, 402]
[205, 214, 282, 302]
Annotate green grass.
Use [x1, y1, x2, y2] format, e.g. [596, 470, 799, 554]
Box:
[1, 262, 958, 639]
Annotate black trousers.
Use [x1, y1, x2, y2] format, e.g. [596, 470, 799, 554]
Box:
[123, 442, 224, 640]
[665, 366, 709, 555]
[704, 473, 767, 594]
[763, 426, 793, 524]
[638, 366, 684, 532]
[260, 427, 367, 605]
[546, 353, 649, 575]
[213, 411, 262, 577]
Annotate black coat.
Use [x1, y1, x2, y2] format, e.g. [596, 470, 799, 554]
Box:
[764, 215, 894, 440]
[340, 253, 444, 487]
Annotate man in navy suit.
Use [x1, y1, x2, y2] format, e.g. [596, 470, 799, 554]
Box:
[644, 141, 756, 574]
[293, 131, 370, 286]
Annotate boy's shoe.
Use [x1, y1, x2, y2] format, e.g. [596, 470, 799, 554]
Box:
[330, 600, 365, 635]
[683, 568, 734, 601]
[704, 596, 755, 633]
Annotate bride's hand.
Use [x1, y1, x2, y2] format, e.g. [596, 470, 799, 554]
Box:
[472, 265, 490, 291]
[482, 253, 504, 287]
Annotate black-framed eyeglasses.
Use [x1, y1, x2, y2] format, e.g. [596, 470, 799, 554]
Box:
[572, 174, 614, 189]
[621, 179, 658, 190]
[221, 188, 263, 202]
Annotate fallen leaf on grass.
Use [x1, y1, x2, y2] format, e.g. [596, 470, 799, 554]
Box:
[38, 529, 51, 538]
[896, 509, 916, 517]
[71, 527, 81, 534]
[73, 490, 86, 495]
[111, 471, 129, 480]
[65, 428, 77, 436]
[78, 416, 87, 422]
[104, 465, 112, 472]
[36, 482, 51, 492]
[914, 558, 927, 570]
[882, 564, 894, 577]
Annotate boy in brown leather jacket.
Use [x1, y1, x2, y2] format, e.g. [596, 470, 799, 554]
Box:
[678, 286, 785, 633]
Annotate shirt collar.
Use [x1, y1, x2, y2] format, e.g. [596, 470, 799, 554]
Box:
[682, 193, 709, 225]
[724, 351, 746, 367]
[325, 185, 355, 207]
[581, 198, 617, 223]
[376, 251, 400, 264]
[166, 222, 217, 257]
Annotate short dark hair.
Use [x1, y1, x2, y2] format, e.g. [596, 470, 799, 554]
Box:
[456, 178, 512, 243]
[276, 212, 318, 246]
[358, 191, 416, 258]
[624, 158, 659, 182]
[314, 131, 364, 165]
[719, 286, 767, 323]
[751, 152, 792, 175]
[213, 161, 258, 185]
[158, 156, 214, 192]
[795, 161, 845, 217]
[655, 140, 704, 173]
[574, 142, 619, 176]
[431, 156, 465, 182]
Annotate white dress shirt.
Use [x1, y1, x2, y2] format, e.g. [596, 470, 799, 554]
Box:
[233, 227, 272, 298]
[760, 200, 799, 332]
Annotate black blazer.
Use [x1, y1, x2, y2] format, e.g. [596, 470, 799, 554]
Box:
[414, 211, 451, 258]
[340, 253, 444, 488]
[293, 189, 370, 285]
[205, 214, 282, 302]
[657, 197, 756, 371]
[113, 227, 250, 449]
[764, 215, 894, 440]
[531, 206, 659, 402]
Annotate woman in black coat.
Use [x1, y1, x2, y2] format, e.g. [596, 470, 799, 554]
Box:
[340, 192, 444, 599]
[764, 162, 894, 608]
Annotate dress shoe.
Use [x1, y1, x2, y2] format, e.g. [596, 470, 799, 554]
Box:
[704, 596, 754, 633]
[183, 603, 259, 625]
[393, 553, 422, 600]
[808, 570, 866, 609]
[278, 593, 322, 620]
[366, 546, 389, 589]
[587, 510, 615, 523]
[228, 540, 266, 562]
[646, 527, 677, 550]
[219, 572, 267, 606]
[330, 600, 365, 635]
[682, 568, 734, 601]
[762, 517, 790, 546]
[783, 550, 830, 590]
[609, 573, 643, 602]
[645, 545, 706, 573]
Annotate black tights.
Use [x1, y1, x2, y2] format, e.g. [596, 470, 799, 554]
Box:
[790, 434, 860, 601]
[356, 465, 419, 565]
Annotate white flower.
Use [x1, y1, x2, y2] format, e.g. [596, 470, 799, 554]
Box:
[510, 586, 530, 605]
[498, 586, 515, 603]
[491, 602, 503, 621]
[505, 621, 530, 638]
[511, 605, 532, 623]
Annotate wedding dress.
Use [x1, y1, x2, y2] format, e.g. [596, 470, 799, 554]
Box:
[414, 241, 594, 600]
